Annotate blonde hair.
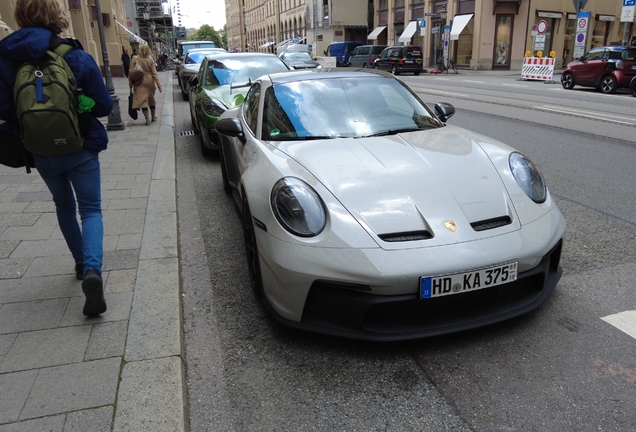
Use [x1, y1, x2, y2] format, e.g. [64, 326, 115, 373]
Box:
[138, 44, 151, 58]
[14, 0, 70, 35]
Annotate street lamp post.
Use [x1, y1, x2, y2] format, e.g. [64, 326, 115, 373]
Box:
[93, 0, 124, 131]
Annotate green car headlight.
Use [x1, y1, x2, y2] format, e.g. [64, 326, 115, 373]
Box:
[202, 98, 226, 117]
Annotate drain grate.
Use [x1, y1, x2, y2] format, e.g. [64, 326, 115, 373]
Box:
[180, 130, 197, 136]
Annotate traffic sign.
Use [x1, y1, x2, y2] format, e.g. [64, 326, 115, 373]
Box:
[537, 20, 548, 35]
[624, 0, 636, 7]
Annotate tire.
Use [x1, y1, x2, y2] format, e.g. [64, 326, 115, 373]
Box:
[362, 62, 368, 68]
[182, 89, 189, 101]
[630, 80, 636, 97]
[242, 192, 263, 295]
[414, 71, 420, 76]
[200, 129, 213, 156]
[599, 75, 617, 94]
[561, 72, 575, 90]
[391, 65, 398, 75]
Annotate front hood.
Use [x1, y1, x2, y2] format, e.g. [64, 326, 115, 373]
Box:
[203, 85, 249, 109]
[276, 126, 520, 247]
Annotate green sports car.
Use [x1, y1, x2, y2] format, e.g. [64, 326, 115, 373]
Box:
[188, 52, 289, 155]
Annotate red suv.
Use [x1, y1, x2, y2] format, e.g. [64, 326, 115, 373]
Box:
[561, 46, 636, 94]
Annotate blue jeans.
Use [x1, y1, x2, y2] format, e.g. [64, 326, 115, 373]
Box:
[33, 149, 103, 275]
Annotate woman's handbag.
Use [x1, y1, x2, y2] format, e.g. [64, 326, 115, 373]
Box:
[129, 62, 144, 85]
[128, 89, 138, 120]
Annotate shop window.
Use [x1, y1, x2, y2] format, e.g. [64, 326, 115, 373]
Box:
[494, 15, 513, 67]
[563, 17, 576, 64]
[456, 17, 474, 65]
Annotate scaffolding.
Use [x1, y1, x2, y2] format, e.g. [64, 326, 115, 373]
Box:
[135, 0, 175, 58]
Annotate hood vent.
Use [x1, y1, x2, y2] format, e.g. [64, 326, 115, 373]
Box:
[378, 230, 433, 242]
[471, 216, 512, 232]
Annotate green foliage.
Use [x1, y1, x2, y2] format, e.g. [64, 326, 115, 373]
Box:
[188, 24, 223, 48]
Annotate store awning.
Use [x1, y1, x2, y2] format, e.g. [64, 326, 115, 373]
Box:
[114, 18, 147, 45]
[368, 26, 386, 40]
[450, 14, 473, 41]
[398, 21, 418, 43]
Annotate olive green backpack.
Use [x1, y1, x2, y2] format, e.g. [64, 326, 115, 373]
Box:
[13, 38, 84, 156]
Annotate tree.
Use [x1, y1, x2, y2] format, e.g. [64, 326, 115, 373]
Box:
[188, 24, 222, 47]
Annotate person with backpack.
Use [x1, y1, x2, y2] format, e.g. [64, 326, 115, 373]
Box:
[0, 0, 113, 316]
[129, 44, 162, 126]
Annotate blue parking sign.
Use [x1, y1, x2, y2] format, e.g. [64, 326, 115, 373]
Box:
[625, 0, 636, 6]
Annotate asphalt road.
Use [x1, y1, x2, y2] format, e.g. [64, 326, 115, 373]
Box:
[175, 72, 636, 431]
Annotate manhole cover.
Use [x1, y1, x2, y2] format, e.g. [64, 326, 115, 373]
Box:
[180, 130, 196, 136]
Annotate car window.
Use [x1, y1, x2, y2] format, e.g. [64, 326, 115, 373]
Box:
[608, 51, 622, 60]
[261, 76, 442, 141]
[185, 52, 209, 64]
[243, 83, 261, 134]
[379, 48, 390, 58]
[371, 46, 386, 55]
[204, 56, 288, 86]
[389, 48, 402, 57]
[624, 49, 636, 61]
[582, 48, 605, 61]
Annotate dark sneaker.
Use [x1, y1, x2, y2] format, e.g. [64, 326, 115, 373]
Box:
[82, 270, 107, 316]
[75, 263, 84, 280]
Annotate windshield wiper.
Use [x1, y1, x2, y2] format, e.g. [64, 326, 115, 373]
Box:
[357, 127, 422, 138]
[277, 135, 340, 141]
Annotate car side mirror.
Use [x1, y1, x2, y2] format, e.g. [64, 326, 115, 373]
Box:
[215, 117, 246, 144]
[189, 76, 199, 87]
[434, 102, 455, 123]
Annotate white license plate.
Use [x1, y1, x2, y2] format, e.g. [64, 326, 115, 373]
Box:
[420, 261, 518, 299]
[404, 60, 413, 63]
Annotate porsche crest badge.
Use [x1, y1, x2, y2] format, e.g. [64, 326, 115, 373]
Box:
[444, 220, 457, 232]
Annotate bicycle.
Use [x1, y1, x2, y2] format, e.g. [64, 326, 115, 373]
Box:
[437, 57, 458, 74]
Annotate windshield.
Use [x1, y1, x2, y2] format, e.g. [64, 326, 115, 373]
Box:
[204, 57, 289, 86]
[262, 76, 443, 140]
[283, 53, 313, 61]
[185, 52, 211, 64]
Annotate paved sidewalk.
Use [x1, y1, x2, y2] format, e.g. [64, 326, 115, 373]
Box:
[0, 72, 184, 431]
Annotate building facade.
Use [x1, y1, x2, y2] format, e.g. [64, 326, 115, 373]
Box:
[0, 0, 174, 77]
[226, 0, 636, 70]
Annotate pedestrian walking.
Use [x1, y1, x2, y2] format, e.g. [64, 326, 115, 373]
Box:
[129, 44, 162, 126]
[0, 0, 113, 316]
[121, 46, 131, 77]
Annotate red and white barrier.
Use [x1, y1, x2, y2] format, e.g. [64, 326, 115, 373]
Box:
[521, 57, 555, 81]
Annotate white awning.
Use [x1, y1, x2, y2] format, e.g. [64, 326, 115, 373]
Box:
[398, 21, 418, 43]
[368, 26, 386, 40]
[450, 14, 473, 41]
[114, 18, 147, 45]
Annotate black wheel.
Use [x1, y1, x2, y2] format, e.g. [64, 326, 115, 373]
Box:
[362, 62, 368, 68]
[599, 75, 617, 94]
[414, 71, 421, 76]
[182, 89, 189, 101]
[630, 79, 636, 97]
[242, 192, 263, 295]
[391, 64, 398, 75]
[561, 72, 575, 89]
[218, 141, 231, 194]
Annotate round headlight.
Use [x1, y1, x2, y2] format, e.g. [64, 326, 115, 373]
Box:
[271, 178, 326, 237]
[509, 152, 547, 203]
[202, 98, 226, 117]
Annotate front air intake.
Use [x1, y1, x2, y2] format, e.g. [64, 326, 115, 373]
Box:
[378, 230, 433, 242]
[471, 216, 512, 232]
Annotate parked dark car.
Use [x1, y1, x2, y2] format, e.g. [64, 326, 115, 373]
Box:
[348, 45, 388, 68]
[324, 41, 363, 67]
[374, 45, 424, 75]
[561, 46, 636, 94]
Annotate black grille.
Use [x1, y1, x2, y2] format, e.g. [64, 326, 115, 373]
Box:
[471, 216, 512, 232]
[378, 230, 433, 242]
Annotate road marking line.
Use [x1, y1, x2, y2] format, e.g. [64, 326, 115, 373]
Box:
[502, 83, 528, 87]
[602, 311, 636, 340]
[462, 80, 485, 84]
[413, 88, 469, 98]
[535, 105, 636, 125]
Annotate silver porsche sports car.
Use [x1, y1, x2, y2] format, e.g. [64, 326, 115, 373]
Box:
[215, 69, 566, 341]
